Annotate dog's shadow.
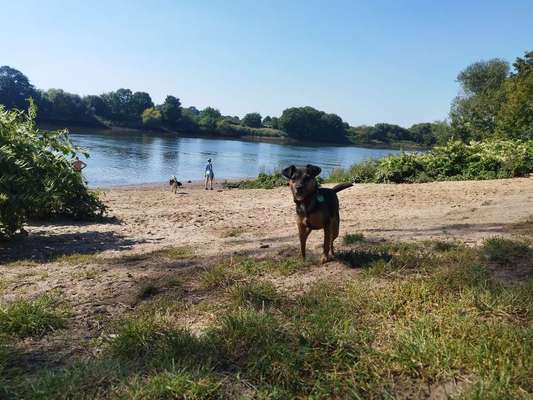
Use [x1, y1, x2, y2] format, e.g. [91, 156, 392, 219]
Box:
[335, 249, 392, 269]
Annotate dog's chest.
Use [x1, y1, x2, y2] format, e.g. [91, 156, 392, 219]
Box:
[297, 203, 327, 229]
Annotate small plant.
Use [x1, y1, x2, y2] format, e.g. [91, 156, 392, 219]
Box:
[343, 232, 365, 244]
[0, 295, 67, 337]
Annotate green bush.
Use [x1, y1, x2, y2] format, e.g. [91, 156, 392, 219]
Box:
[0, 103, 107, 238]
[326, 139, 533, 183]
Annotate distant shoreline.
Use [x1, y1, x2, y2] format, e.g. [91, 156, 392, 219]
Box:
[39, 122, 426, 151]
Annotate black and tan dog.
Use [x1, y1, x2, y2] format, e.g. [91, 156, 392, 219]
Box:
[282, 164, 352, 264]
[169, 176, 182, 194]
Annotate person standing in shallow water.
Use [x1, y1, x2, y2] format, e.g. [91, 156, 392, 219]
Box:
[204, 158, 214, 190]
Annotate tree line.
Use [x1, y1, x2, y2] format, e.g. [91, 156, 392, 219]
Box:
[0, 50, 531, 145]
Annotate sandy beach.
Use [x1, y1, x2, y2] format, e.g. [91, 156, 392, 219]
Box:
[5, 177, 532, 263]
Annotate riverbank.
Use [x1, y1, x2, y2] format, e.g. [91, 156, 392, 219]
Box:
[38, 122, 425, 150]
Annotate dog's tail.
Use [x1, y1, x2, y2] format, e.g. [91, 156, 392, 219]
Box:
[332, 182, 353, 193]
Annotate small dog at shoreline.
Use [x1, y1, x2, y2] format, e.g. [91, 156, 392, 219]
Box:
[282, 164, 352, 264]
[169, 176, 182, 193]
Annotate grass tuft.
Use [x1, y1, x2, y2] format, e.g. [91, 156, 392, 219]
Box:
[0, 294, 67, 337]
[343, 232, 365, 244]
[482, 237, 530, 264]
[199, 265, 244, 290]
[118, 370, 224, 400]
[229, 281, 282, 310]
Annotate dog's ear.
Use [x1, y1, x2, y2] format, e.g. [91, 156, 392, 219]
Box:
[306, 164, 322, 177]
[282, 165, 296, 179]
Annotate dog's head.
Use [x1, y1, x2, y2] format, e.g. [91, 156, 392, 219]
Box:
[282, 164, 321, 201]
[169, 176, 177, 185]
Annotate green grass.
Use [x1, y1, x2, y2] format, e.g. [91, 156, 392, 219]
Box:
[199, 265, 245, 290]
[117, 370, 225, 400]
[109, 246, 193, 264]
[199, 256, 307, 291]
[54, 252, 102, 265]
[2, 240, 532, 399]
[0, 294, 67, 337]
[3, 260, 39, 268]
[343, 232, 365, 244]
[235, 256, 307, 276]
[223, 171, 288, 189]
[482, 237, 531, 264]
[228, 281, 282, 310]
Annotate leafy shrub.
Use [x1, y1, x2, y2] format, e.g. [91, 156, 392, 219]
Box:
[326, 139, 533, 183]
[0, 103, 107, 239]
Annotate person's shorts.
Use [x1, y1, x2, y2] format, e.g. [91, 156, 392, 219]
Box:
[205, 172, 214, 179]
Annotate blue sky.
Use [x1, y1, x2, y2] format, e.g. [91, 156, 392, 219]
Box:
[2, 0, 532, 126]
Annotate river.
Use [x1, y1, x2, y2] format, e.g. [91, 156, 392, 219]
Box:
[70, 131, 401, 187]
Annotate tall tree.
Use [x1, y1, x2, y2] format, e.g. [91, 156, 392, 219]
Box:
[279, 106, 347, 142]
[83, 95, 110, 118]
[0, 66, 35, 109]
[450, 59, 510, 141]
[496, 51, 533, 140]
[242, 112, 262, 128]
[198, 107, 221, 130]
[141, 107, 162, 129]
[262, 115, 272, 127]
[160, 95, 182, 126]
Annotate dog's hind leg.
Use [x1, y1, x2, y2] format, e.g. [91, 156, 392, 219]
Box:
[298, 223, 311, 260]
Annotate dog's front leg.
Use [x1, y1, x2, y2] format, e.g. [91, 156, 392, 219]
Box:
[298, 223, 311, 260]
[321, 226, 332, 264]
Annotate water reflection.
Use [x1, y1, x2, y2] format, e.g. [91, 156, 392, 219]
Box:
[71, 131, 400, 187]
